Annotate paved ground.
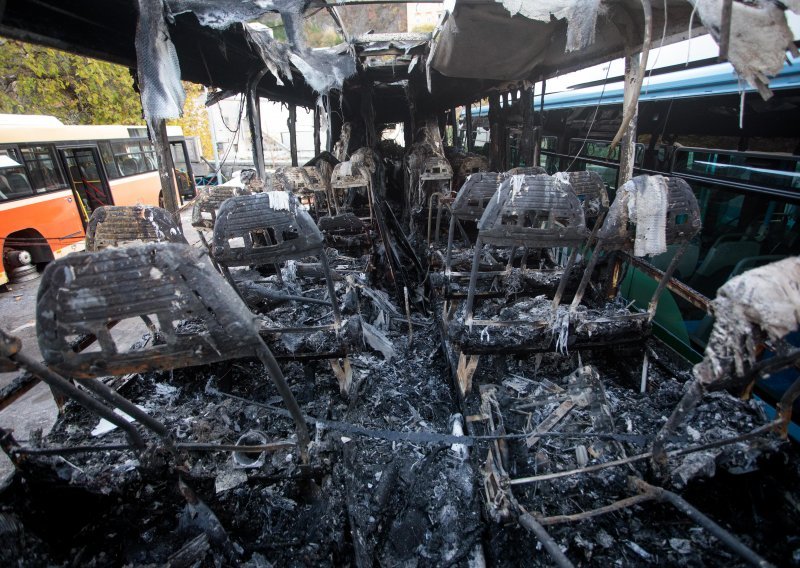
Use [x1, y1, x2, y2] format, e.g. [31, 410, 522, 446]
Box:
[0, 203, 203, 479]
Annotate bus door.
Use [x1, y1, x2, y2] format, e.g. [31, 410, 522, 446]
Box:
[58, 146, 113, 225]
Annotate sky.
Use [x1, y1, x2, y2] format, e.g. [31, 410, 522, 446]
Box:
[538, 12, 800, 95]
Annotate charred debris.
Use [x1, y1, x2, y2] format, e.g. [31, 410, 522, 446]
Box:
[2, 0, 800, 566]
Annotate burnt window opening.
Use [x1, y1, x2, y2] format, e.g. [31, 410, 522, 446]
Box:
[523, 210, 551, 228]
[282, 229, 299, 241]
[501, 213, 518, 226]
[674, 213, 688, 225]
[251, 228, 278, 248]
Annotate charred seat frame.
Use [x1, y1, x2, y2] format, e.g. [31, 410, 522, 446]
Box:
[35, 242, 311, 457]
[85, 205, 187, 251]
[211, 191, 344, 355]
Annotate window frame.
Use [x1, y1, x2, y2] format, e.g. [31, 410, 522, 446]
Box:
[0, 143, 71, 203]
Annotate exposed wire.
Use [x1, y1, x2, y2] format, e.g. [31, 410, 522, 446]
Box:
[685, 1, 699, 67]
[214, 96, 246, 175]
[607, 0, 654, 154]
[565, 62, 613, 172]
[644, 0, 669, 95]
[218, 95, 245, 133]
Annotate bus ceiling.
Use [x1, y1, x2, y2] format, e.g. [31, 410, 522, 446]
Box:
[0, 0, 796, 126]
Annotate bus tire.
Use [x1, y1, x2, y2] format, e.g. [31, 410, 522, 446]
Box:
[2, 229, 53, 279]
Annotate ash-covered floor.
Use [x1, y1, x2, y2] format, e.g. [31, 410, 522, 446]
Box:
[1, 267, 798, 566]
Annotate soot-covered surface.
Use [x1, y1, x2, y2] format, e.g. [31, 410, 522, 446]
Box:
[1, 304, 799, 566]
[0, 311, 483, 566]
[459, 347, 800, 567]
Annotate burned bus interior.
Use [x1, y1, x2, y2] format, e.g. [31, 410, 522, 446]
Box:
[0, 0, 799, 566]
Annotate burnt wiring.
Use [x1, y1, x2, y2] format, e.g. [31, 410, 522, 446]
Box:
[565, 62, 613, 172]
[213, 95, 246, 177]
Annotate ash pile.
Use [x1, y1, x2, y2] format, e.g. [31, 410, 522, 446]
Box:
[465, 350, 798, 566]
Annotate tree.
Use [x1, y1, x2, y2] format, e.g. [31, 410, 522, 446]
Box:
[169, 82, 214, 159]
[0, 38, 214, 160]
[0, 38, 144, 125]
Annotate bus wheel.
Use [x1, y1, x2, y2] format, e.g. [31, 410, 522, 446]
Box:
[3, 229, 53, 284]
[4, 250, 38, 283]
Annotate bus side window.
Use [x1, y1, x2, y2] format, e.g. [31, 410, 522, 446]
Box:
[139, 142, 157, 172]
[19, 145, 67, 194]
[98, 141, 120, 179]
[0, 148, 34, 200]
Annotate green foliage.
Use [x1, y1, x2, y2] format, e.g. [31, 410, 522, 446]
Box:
[258, 13, 287, 42]
[168, 82, 214, 159]
[305, 22, 342, 48]
[411, 23, 436, 33]
[0, 39, 144, 125]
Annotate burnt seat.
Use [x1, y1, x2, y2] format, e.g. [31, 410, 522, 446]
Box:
[444, 172, 506, 272]
[323, 160, 374, 254]
[273, 166, 330, 218]
[85, 205, 187, 251]
[457, 174, 589, 320]
[191, 184, 252, 231]
[211, 191, 345, 359]
[566, 171, 609, 227]
[39, 243, 262, 377]
[477, 174, 588, 249]
[36, 242, 310, 453]
[451, 172, 506, 225]
[212, 191, 324, 267]
[453, 154, 489, 191]
[303, 166, 328, 193]
[448, 175, 701, 359]
[331, 160, 370, 192]
[570, 174, 702, 314]
[592, 175, 700, 253]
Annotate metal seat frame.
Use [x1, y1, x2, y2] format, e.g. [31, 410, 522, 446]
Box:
[463, 174, 589, 323]
[85, 205, 187, 251]
[36, 242, 311, 456]
[569, 175, 702, 321]
[211, 191, 343, 339]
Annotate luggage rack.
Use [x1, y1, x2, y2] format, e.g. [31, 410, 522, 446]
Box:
[211, 191, 351, 366]
[85, 205, 187, 251]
